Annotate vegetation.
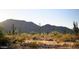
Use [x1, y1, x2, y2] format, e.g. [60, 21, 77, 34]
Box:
[11, 24, 16, 35]
[0, 21, 79, 49]
[0, 32, 77, 49]
[0, 26, 11, 48]
[73, 21, 79, 35]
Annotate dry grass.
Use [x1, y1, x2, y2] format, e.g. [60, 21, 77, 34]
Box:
[0, 33, 79, 49]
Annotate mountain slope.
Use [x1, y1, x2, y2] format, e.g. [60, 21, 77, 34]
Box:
[0, 19, 39, 33]
[0, 19, 73, 34]
[41, 24, 73, 33]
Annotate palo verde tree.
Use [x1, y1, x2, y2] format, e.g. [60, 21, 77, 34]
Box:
[73, 21, 79, 35]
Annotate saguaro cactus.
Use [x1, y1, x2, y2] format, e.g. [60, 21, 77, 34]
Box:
[38, 23, 41, 33]
[73, 21, 79, 35]
[12, 24, 16, 35]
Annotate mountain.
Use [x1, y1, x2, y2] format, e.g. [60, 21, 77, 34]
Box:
[0, 19, 39, 33]
[41, 24, 73, 33]
[0, 19, 73, 34]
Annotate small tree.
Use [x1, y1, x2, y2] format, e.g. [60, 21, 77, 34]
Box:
[73, 21, 79, 35]
[0, 30, 4, 38]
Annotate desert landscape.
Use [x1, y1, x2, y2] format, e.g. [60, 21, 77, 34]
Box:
[0, 19, 79, 49]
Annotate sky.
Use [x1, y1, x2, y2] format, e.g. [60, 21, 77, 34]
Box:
[0, 9, 79, 29]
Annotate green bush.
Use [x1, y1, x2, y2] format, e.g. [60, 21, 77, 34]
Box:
[0, 30, 4, 38]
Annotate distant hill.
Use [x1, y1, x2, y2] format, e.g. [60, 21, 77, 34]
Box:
[0, 19, 73, 34]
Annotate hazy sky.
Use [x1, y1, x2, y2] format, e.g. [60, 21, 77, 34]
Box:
[0, 9, 79, 29]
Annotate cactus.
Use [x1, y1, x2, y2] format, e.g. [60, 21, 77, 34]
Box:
[38, 23, 41, 33]
[12, 24, 16, 35]
[73, 21, 79, 35]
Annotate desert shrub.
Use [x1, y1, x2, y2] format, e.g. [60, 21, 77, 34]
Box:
[62, 34, 73, 41]
[74, 42, 79, 48]
[51, 32, 63, 38]
[9, 43, 21, 49]
[0, 37, 11, 48]
[25, 41, 39, 48]
[0, 26, 4, 38]
[0, 27, 10, 48]
[74, 35, 79, 39]
[8, 38, 23, 49]
[0, 30, 4, 38]
[62, 34, 79, 42]
[64, 39, 75, 42]
[21, 41, 48, 49]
